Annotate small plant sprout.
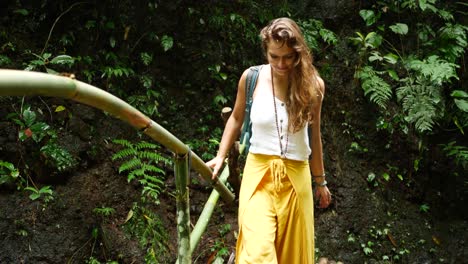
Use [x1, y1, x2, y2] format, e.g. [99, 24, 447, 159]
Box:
[24, 185, 54, 204]
[93, 206, 116, 217]
[420, 204, 430, 213]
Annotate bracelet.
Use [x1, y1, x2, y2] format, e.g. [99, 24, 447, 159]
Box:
[312, 173, 326, 178]
[314, 180, 327, 187]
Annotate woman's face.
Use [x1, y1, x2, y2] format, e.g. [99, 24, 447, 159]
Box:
[267, 40, 296, 76]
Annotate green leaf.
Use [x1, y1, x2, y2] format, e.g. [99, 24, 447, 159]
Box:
[140, 52, 153, 66]
[364, 32, 383, 49]
[39, 186, 53, 195]
[213, 95, 228, 106]
[363, 246, 373, 255]
[319, 28, 338, 45]
[420, 204, 430, 212]
[29, 193, 40, 200]
[29, 122, 49, 133]
[161, 35, 173, 52]
[55, 105, 66, 112]
[14, 9, 29, 16]
[359, 10, 378, 26]
[10, 169, 19, 178]
[383, 53, 399, 64]
[451, 90, 468, 98]
[382, 173, 390, 181]
[105, 21, 115, 30]
[437, 9, 454, 21]
[367, 172, 376, 182]
[419, 0, 427, 11]
[109, 37, 116, 48]
[50, 55, 74, 65]
[42, 53, 52, 60]
[454, 99, 468, 112]
[0, 161, 14, 171]
[0, 175, 10, 185]
[451, 127, 464, 141]
[368, 51, 383, 62]
[390, 23, 409, 35]
[30, 59, 45, 66]
[22, 108, 36, 127]
[387, 70, 399, 80]
[46, 68, 58, 75]
[92, 227, 99, 239]
[25, 187, 39, 199]
[85, 20, 96, 29]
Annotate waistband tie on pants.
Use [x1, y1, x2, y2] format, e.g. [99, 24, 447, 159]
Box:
[270, 158, 287, 194]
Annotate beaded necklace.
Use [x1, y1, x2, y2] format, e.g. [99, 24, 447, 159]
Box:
[271, 68, 289, 159]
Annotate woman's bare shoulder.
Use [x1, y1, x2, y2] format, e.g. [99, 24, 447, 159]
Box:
[316, 75, 325, 94]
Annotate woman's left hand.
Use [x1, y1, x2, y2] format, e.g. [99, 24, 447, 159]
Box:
[315, 186, 332, 208]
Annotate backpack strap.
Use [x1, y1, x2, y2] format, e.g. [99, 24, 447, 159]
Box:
[239, 65, 262, 154]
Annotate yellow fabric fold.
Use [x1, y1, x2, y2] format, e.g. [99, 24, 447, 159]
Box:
[236, 153, 314, 264]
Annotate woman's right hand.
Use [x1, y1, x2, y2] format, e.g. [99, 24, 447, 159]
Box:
[206, 155, 226, 180]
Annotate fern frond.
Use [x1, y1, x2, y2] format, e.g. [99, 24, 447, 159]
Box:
[142, 186, 161, 199]
[128, 168, 146, 182]
[141, 164, 165, 175]
[356, 66, 393, 109]
[135, 141, 159, 150]
[112, 138, 168, 200]
[112, 148, 137, 160]
[442, 141, 468, 169]
[138, 178, 163, 201]
[407, 55, 459, 85]
[142, 173, 165, 183]
[112, 139, 133, 147]
[409, 105, 437, 133]
[141, 178, 164, 188]
[397, 77, 444, 133]
[138, 151, 171, 164]
[119, 158, 142, 173]
[437, 23, 467, 62]
[138, 151, 163, 160]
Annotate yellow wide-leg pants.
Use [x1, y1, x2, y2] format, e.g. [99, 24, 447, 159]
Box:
[236, 153, 315, 264]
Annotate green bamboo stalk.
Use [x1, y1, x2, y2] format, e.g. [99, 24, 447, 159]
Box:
[189, 163, 230, 252]
[175, 163, 231, 264]
[0, 69, 234, 202]
[174, 152, 191, 264]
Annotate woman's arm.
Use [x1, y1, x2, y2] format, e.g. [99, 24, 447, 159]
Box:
[309, 76, 325, 178]
[206, 69, 250, 179]
[309, 76, 332, 208]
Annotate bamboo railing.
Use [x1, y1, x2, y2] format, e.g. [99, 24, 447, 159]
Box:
[0, 69, 236, 264]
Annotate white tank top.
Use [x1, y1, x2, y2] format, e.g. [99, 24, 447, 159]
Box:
[249, 83, 311, 161]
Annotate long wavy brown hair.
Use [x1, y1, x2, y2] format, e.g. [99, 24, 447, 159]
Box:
[260, 17, 321, 133]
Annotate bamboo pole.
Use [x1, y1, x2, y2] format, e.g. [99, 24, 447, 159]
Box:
[187, 163, 230, 254]
[174, 152, 191, 264]
[176, 107, 239, 263]
[0, 69, 234, 203]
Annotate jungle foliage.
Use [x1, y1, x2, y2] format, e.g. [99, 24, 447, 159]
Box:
[351, 0, 467, 173]
[0, 0, 467, 262]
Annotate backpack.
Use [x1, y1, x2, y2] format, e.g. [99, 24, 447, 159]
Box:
[239, 65, 262, 154]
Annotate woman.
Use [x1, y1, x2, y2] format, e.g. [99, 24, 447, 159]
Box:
[206, 17, 332, 263]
